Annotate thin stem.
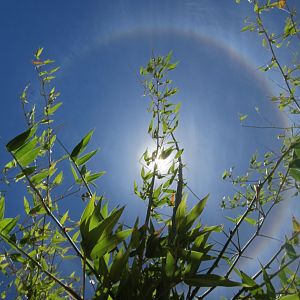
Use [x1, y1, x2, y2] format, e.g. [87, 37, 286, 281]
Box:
[0, 232, 82, 300]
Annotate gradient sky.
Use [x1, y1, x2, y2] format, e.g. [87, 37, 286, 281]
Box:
[0, 1, 299, 298]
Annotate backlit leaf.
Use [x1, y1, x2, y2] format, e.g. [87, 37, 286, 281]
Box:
[0, 196, 4, 220]
[76, 149, 98, 166]
[70, 130, 94, 160]
[6, 126, 37, 152]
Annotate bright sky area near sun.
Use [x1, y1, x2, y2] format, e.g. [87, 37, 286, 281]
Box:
[0, 1, 300, 298]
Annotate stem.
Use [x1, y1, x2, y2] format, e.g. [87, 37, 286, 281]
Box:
[190, 147, 291, 299]
[0, 232, 82, 300]
[256, 2, 300, 113]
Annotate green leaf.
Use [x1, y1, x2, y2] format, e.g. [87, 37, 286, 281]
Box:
[159, 147, 173, 160]
[70, 165, 78, 181]
[186, 194, 208, 230]
[35, 47, 43, 59]
[15, 166, 36, 183]
[85, 171, 106, 183]
[148, 119, 153, 133]
[174, 149, 184, 160]
[289, 159, 300, 169]
[90, 229, 131, 259]
[6, 126, 37, 152]
[53, 171, 63, 185]
[46, 102, 62, 115]
[184, 274, 240, 287]
[174, 102, 182, 114]
[0, 196, 4, 220]
[80, 195, 95, 238]
[109, 248, 129, 283]
[290, 168, 300, 182]
[14, 138, 41, 167]
[279, 295, 300, 300]
[60, 211, 69, 226]
[238, 113, 248, 122]
[240, 271, 258, 289]
[30, 170, 49, 185]
[23, 196, 30, 215]
[244, 217, 257, 226]
[166, 251, 176, 278]
[175, 197, 187, 232]
[0, 217, 19, 235]
[261, 265, 275, 298]
[285, 241, 297, 259]
[70, 130, 94, 160]
[76, 150, 98, 166]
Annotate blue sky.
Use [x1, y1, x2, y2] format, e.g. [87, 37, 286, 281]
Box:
[0, 0, 300, 298]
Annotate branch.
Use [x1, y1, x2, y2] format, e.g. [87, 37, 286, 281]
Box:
[0, 232, 82, 300]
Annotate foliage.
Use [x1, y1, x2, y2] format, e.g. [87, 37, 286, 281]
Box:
[0, 1, 299, 299]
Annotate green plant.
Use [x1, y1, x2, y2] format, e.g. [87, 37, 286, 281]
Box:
[0, 1, 299, 299]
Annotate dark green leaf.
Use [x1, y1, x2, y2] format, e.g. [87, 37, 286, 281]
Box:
[184, 274, 240, 287]
[0, 217, 19, 235]
[290, 168, 300, 182]
[166, 251, 176, 278]
[109, 248, 129, 283]
[289, 159, 300, 169]
[6, 126, 37, 152]
[70, 130, 94, 160]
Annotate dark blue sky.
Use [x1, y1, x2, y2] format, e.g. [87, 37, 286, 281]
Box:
[0, 1, 299, 298]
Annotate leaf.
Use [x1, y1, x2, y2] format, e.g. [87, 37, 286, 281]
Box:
[244, 217, 257, 226]
[175, 197, 187, 232]
[289, 159, 300, 169]
[0, 196, 4, 220]
[6, 126, 37, 152]
[174, 102, 182, 114]
[70, 165, 78, 181]
[166, 251, 176, 278]
[90, 229, 132, 259]
[53, 171, 63, 185]
[80, 195, 95, 238]
[170, 193, 175, 207]
[292, 215, 300, 233]
[70, 130, 94, 160]
[290, 168, 300, 182]
[23, 196, 30, 215]
[85, 171, 106, 183]
[109, 248, 129, 283]
[261, 267, 275, 298]
[184, 274, 240, 287]
[186, 194, 208, 230]
[285, 241, 297, 259]
[46, 102, 62, 115]
[0, 217, 19, 235]
[174, 149, 184, 160]
[18, 142, 39, 166]
[240, 271, 259, 289]
[60, 211, 69, 226]
[76, 150, 98, 166]
[238, 113, 248, 122]
[159, 147, 173, 160]
[279, 295, 300, 300]
[278, 0, 286, 8]
[35, 48, 43, 60]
